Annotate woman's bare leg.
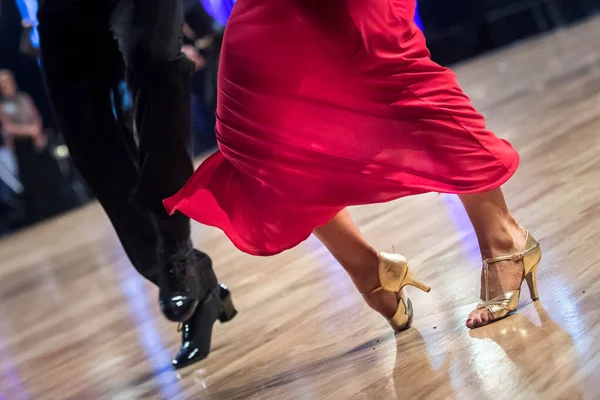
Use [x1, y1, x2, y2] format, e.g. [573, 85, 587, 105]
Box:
[313, 209, 399, 318]
[314, 188, 526, 328]
[458, 188, 527, 328]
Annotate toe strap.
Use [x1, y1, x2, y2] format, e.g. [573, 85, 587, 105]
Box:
[477, 290, 520, 320]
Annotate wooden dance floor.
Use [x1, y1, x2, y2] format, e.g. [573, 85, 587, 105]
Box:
[2, 18, 600, 400]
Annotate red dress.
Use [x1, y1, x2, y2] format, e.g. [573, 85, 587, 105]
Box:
[164, 0, 519, 256]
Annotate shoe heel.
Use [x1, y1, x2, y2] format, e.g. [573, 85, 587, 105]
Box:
[405, 268, 431, 293]
[218, 284, 238, 323]
[525, 265, 539, 301]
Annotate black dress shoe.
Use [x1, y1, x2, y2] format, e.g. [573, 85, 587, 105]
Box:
[158, 241, 203, 322]
[172, 282, 237, 370]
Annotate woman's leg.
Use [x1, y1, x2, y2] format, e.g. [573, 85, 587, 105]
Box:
[313, 209, 399, 318]
[458, 188, 527, 328]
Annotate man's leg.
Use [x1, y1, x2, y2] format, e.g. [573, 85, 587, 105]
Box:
[108, 0, 236, 368]
[37, 0, 160, 284]
[107, 0, 204, 323]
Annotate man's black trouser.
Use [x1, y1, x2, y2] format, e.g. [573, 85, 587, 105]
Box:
[37, 0, 196, 284]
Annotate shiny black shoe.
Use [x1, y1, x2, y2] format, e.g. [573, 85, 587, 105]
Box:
[158, 241, 203, 322]
[172, 283, 237, 370]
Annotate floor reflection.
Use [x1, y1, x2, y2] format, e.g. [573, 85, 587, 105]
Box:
[393, 329, 455, 400]
[470, 302, 582, 399]
[118, 265, 182, 399]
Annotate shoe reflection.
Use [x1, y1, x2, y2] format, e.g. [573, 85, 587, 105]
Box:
[393, 329, 455, 400]
[469, 302, 582, 399]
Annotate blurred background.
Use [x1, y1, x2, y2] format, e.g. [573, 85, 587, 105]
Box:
[0, 0, 599, 237]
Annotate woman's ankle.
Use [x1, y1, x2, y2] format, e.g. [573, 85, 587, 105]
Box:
[345, 250, 380, 294]
[478, 220, 526, 259]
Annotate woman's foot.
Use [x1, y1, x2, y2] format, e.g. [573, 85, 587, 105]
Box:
[466, 225, 528, 328]
[312, 211, 429, 330]
[353, 253, 430, 331]
[363, 287, 408, 321]
[352, 263, 401, 320]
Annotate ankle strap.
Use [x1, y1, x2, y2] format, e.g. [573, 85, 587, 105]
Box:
[362, 285, 384, 296]
[483, 233, 540, 265]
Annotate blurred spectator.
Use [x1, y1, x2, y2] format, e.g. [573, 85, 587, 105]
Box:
[108, 5, 220, 155]
[0, 69, 84, 228]
[0, 119, 24, 235]
[19, 19, 41, 59]
[181, 1, 224, 154]
[0, 69, 46, 150]
[182, 42, 206, 72]
[0, 71, 27, 234]
[181, 26, 216, 154]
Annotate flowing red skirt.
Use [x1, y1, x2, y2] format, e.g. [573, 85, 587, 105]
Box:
[164, 0, 519, 256]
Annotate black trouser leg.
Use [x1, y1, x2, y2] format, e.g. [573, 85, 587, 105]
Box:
[38, 1, 159, 284]
[39, 0, 220, 326]
[107, 0, 205, 322]
[110, 0, 195, 248]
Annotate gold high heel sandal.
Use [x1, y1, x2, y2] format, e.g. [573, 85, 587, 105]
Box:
[473, 231, 542, 328]
[362, 252, 431, 331]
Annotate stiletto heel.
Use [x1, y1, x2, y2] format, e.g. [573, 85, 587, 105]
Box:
[404, 269, 432, 293]
[218, 284, 238, 323]
[525, 265, 539, 301]
[362, 252, 430, 331]
[472, 231, 542, 328]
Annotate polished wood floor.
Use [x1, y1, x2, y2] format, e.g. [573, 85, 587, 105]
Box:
[2, 18, 600, 400]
